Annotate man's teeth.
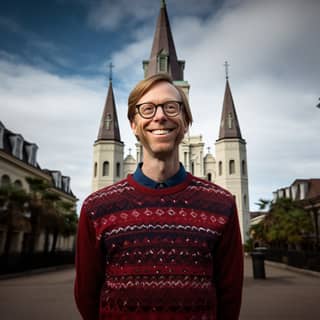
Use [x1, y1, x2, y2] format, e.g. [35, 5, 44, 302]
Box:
[152, 129, 171, 135]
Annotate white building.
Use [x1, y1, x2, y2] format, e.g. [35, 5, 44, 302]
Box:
[92, 1, 250, 242]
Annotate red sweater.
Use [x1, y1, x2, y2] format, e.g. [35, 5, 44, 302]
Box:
[74, 173, 243, 320]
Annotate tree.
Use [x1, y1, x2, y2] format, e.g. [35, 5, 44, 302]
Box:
[251, 198, 314, 249]
[25, 177, 60, 254]
[0, 183, 30, 257]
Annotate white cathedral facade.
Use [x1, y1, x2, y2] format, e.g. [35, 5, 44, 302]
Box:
[91, 1, 250, 242]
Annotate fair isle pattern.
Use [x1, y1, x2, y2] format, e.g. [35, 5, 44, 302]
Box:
[81, 173, 238, 319]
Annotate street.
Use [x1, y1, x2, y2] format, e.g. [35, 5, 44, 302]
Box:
[0, 258, 320, 319]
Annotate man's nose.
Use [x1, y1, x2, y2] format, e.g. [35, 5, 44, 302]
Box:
[153, 105, 167, 120]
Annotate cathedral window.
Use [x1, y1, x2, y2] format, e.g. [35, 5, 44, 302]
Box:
[116, 162, 121, 177]
[218, 161, 222, 176]
[191, 162, 194, 175]
[207, 173, 212, 182]
[242, 160, 246, 175]
[229, 160, 235, 175]
[157, 51, 168, 72]
[103, 161, 109, 176]
[94, 162, 97, 177]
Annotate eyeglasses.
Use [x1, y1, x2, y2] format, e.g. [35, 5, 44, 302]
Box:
[135, 101, 183, 119]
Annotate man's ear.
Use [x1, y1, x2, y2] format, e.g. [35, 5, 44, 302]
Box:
[130, 120, 137, 134]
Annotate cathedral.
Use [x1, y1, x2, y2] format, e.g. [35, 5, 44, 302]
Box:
[91, 1, 250, 242]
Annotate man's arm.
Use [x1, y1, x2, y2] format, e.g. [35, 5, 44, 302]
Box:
[214, 203, 244, 320]
[74, 205, 105, 320]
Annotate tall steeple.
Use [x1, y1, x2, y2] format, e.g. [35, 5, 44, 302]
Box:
[215, 62, 249, 242]
[92, 64, 124, 191]
[217, 66, 243, 141]
[96, 64, 121, 142]
[143, 0, 185, 80]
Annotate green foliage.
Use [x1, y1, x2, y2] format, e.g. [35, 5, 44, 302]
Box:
[250, 198, 314, 248]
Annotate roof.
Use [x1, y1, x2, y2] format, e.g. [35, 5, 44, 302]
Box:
[0, 120, 76, 198]
[96, 80, 121, 142]
[144, 1, 184, 80]
[217, 80, 243, 141]
[292, 178, 320, 200]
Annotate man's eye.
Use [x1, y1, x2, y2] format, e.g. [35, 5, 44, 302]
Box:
[141, 105, 154, 113]
[165, 103, 177, 111]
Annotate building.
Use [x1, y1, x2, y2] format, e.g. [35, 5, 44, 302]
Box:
[273, 179, 320, 247]
[0, 120, 77, 256]
[92, 1, 250, 242]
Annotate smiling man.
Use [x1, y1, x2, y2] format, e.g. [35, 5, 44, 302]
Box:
[74, 73, 243, 320]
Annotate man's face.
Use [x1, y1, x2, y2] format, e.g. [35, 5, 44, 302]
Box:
[131, 81, 187, 159]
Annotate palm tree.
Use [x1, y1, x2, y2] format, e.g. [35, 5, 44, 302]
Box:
[252, 198, 314, 249]
[0, 183, 30, 258]
[25, 177, 60, 254]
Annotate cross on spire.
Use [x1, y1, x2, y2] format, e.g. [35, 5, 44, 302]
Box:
[161, 0, 166, 8]
[224, 61, 230, 80]
[108, 62, 114, 82]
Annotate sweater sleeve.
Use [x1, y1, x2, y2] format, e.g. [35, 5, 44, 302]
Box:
[214, 202, 244, 320]
[74, 204, 105, 320]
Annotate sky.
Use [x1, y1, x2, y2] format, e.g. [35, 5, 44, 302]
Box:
[1, 0, 319, 213]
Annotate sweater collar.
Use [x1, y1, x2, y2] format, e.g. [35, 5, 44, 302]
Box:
[133, 162, 187, 189]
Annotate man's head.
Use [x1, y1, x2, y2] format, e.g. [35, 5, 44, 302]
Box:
[127, 73, 193, 159]
[128, 73, 193, 127]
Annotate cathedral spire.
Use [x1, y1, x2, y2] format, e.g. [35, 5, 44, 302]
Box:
[217, 68, 243, 141]
[143, 1, 185, 80]
[96, 66, 121, 142]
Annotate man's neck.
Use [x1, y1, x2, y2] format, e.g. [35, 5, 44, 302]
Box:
[141, 153, 180, 183]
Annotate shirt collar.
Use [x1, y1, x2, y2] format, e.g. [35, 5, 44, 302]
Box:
[133, 162, 187, 189]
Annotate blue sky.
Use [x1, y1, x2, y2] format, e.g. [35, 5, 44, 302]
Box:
[1, 0, 320, 212]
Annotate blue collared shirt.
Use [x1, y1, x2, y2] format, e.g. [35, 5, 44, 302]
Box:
[132, 163, 187, 189]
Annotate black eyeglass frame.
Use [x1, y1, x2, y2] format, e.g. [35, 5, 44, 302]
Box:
[135, 101, 183, 119]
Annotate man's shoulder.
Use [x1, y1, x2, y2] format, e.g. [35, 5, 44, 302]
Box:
[82, 177, 133, 211]
[188, 174, 234, 201]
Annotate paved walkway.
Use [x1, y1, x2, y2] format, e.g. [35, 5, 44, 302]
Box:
[240, 257, 320, 320]
[0, 258, 319, 319]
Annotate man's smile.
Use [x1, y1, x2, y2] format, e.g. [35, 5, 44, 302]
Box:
[147, 128, 175, 135]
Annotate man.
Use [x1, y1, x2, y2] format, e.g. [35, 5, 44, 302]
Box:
[74, 73, 243, 320]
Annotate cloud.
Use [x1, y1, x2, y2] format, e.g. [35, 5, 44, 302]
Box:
[87, 0, 220, 31]
[104, 0, 320, 209]
[1, 0, 319, 212]
[0, 55, 106, 209]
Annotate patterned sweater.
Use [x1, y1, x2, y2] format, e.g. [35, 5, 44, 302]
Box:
[74, 173, 243, 320]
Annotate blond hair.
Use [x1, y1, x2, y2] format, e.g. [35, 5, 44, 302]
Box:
[127, 73, 193, 127]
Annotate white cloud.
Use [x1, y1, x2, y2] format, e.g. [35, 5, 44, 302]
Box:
[113, 0, 320, 209]
[1, 0, 319, 212]
[0, 56, 106, 209]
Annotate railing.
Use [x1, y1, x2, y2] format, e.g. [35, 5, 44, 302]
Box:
[265, 248, 320, 272]
[0, 251, 75, 275]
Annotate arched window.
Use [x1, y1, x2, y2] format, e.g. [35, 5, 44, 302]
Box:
[191, 162, 194, 175]
[1, 175, 11, 186]
[218, 161, 222, 176]
[207, 173, 212, 182]
[244, 194, 247, 209]
[14, 180, 23, 189]
[94, 162, 97, 177]
[242, 160, 246, 175]
[103, 161, 109, 176]
[229, 160, 235, 175]
[116, 162, 121, 177]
